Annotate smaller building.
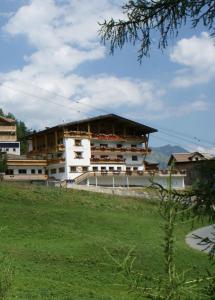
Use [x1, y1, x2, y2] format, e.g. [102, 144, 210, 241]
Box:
[0, 116, 20, 155]
[5, 154, 47, 181]
[168, 152, 214, 186]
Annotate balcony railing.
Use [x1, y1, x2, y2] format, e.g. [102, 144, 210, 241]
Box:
[0, 135, 16, 141]
[3, 174, 48, 181]
[47, 158, 65, 164]
[74, 170, 186, 181]
[91, 146, 150, 153]
[0, 126, 16, 132]
[91, 133, 147, 142]
[64, 130, 91, 138]
[90, 157, 126, 164]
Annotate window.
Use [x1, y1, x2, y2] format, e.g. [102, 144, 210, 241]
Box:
[7, 169, 14, 175]
[70, 166, 77, 172]
[126, 167, 131, 171]
[117, 144, 122, 148]
[93, 166, 98, 171]
[117, 167, 122, 171]
[131, 144, 137, 148]
[13, 148, 16, 152]
[75, 139, 82, 146]
[132, 155, 138, 161]
[18, 169, 27, 174]
[133, 167, 138, 171]
[59, 167, 65, 173]
[38, 169, 42, 174]
[6, 148, 9, 152]
[117, 155, 123, 159]
[31, 169, 35, 174]
[100, 143, 108, 148]
[101, 167, 106, 171]
[82, 166, 88, 172]
[109, 167, 114, 171]
[75, 151, 83, 159]
[51, 169, 57, 174]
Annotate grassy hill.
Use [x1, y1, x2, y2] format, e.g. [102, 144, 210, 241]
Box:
[0, 183, 211, 299]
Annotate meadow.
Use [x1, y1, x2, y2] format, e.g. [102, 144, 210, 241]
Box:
[0, 183, 211, 299]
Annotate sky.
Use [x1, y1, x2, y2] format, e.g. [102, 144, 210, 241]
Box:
[0, 0, 214, 152]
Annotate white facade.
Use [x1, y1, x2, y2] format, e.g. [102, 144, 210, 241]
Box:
[87, 174, 185, 189]
[0, 142, 20, 155]
[47, 163, 66, 181]
[9, 166, 45, 175]
[64, 138, 91, 180]
[60, 137, 146, 180]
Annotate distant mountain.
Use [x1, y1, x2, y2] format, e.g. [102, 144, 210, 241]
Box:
[147, 144, 188, 169]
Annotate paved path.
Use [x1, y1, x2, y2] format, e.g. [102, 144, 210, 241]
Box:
[186, 224, 215, 253]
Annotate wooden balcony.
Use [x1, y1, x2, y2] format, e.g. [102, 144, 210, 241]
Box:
[47, 158, 65, 164]
[0, 126, 16, 132]
[0, 135, 16, 141]
[3, 174, 48, 181]
[64, 130, 91, 138]
[90, 157, 126, 164]
[91, 133, 147, 142]
[91, 146, 150, 153]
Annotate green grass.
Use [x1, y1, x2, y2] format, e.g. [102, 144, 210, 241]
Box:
[0, 183, 212, 299]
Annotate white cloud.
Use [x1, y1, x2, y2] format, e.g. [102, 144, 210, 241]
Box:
[0, 0, 209, 129]
[187, 145, 215, 156]
[170, 32, 215, 87]
[137, 99, 208, 121]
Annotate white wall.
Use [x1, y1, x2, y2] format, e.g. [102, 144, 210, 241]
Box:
[47, 163, 66, 181]
[8, 166, 45, 175]
[87, 174, 185, 189]
[64, 138, 91, 180]
[0, 142, 20, 155]
[124, 153, 144, 167]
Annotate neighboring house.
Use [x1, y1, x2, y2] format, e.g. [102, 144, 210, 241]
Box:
[0, 116, 20, 155]
[5, 114, 185, 188]
[5, 154, 47, 181]
[168, 152, 214, 186]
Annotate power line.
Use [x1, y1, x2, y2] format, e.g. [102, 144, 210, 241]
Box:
[11, 79, 109, 116]
[0, 82, 95, 119]
[159, 130, 211, 148]
[0, 79, 213, 149]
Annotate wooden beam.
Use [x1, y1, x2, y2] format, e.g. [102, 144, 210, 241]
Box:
[54, 131, 58, 147]
[44, 134, 48, 150]
[34, 136, 38, 150]
[87, 122, 91, 134]
[112, 124, 115, 134]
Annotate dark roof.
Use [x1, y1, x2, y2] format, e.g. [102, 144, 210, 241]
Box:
[28, 114, 157, 136]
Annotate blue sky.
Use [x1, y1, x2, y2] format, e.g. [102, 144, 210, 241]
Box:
[0, 0, 214, 152]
